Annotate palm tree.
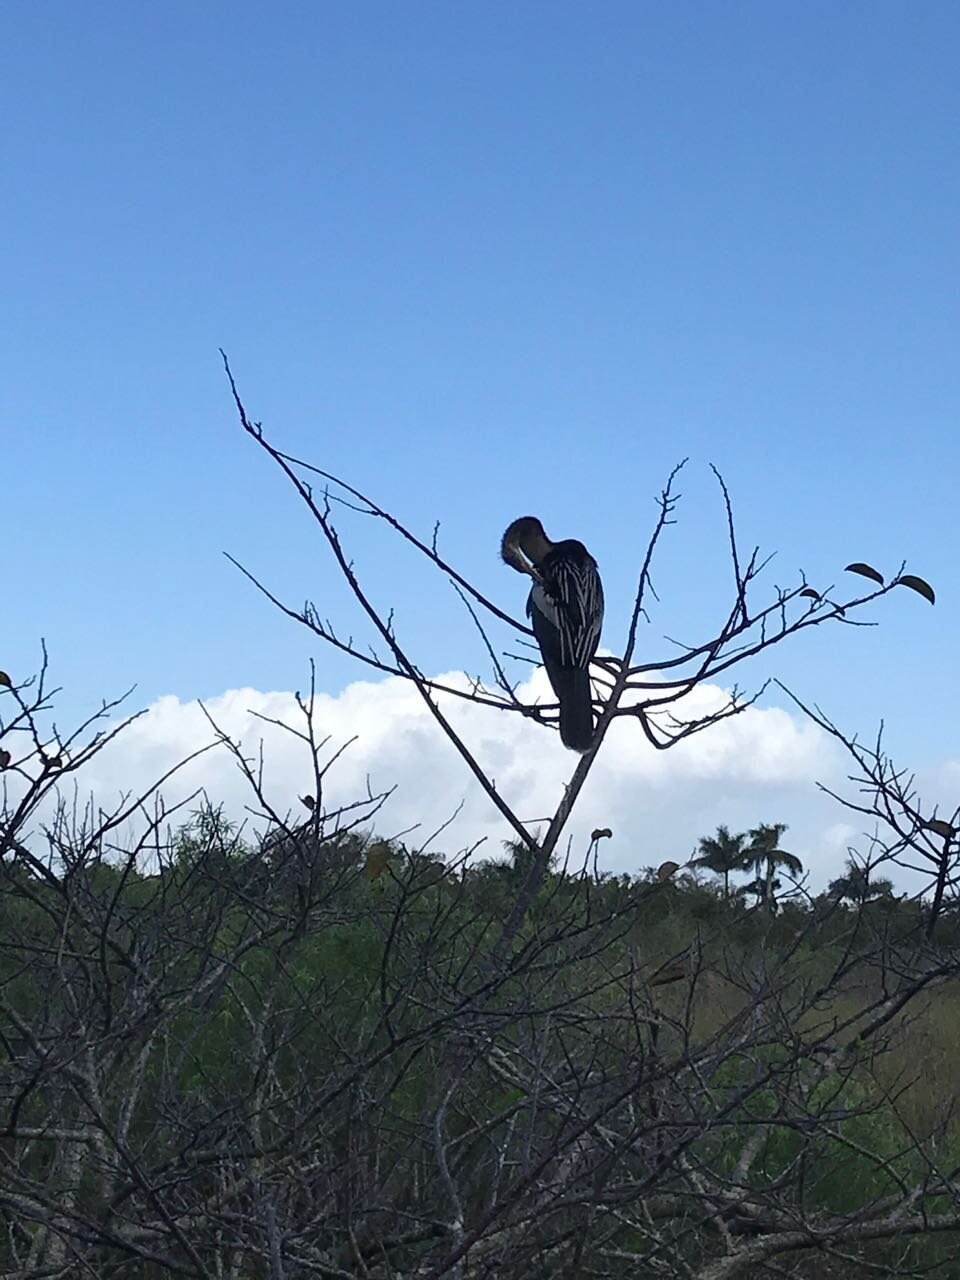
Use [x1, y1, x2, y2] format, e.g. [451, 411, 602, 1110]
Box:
[500, 837, 555, 884]
[827, 859, 895, 905]
[744, 822, 803, 909]
[690, 825, 750, 899]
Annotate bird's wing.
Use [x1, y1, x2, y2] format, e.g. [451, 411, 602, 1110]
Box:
[529, 582, 560, 629]
[549, 559, 604, 668]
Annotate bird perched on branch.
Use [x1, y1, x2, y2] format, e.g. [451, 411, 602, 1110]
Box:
[501, 516, 604, 752]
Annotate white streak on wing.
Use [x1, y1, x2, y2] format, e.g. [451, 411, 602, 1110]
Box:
[529, 583, 560, 629]
[552, 560, 603, 668]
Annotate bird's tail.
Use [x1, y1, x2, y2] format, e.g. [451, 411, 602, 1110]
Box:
[558, 668, 595, 753]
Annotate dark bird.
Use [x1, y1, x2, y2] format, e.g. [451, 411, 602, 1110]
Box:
[501, 516, 604, 752]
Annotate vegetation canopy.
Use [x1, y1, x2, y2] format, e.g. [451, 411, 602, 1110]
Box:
[0, 368, 952, 1279]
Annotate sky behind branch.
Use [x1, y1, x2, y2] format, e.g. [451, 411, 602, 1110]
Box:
[3, 4, 957, 847]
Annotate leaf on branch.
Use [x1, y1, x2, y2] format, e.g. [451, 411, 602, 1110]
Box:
[300, 794, 316, 810]
[591, 827, 613, 841]
[895, 574, 935, 605]
[0, 749, 10, 769]
[0, 671, 11, 688]
[799, 588, 821, 601]
[43, 754, 62, 770]
[923, 818, 955, 839]
[366, 842, 391, 880]
[656, 860, 680, 882]
[844, 562, 885, 586]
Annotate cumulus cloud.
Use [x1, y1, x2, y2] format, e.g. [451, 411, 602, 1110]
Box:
[43, 665, 883, 889]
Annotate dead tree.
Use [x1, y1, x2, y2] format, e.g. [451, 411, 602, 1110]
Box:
[221, 351, 934, 952]
[0, 368, 947, 1278]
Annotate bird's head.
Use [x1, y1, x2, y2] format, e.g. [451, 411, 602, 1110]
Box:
[501, 516, 552, 575]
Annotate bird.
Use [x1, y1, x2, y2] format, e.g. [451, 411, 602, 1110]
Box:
[501, 515, 604, 752]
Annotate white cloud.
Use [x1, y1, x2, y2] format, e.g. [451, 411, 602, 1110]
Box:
[34, 665, 891, 890]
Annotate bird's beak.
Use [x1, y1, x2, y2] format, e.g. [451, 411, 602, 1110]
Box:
[502, 539, 540, 578]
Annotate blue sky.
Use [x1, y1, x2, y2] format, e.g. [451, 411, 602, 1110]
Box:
[3, 2, 958, 774]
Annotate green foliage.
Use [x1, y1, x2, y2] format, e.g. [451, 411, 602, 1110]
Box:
[4, 810, 960, 1276]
